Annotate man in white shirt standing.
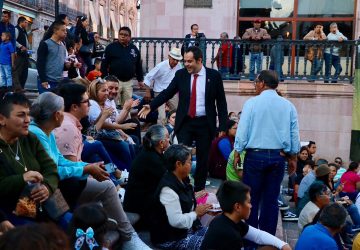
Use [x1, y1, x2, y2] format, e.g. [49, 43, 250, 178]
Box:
[324, 23, 347, 83]
[144, 47, 182, 125]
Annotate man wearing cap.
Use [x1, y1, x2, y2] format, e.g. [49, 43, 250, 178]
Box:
[297, 163, 330, 215]
[242, 19, 270, 81]
[233, 70, 300, 238]
[143, 48, 183, 124]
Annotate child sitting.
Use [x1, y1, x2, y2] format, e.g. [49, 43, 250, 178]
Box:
[201, 181, 291, 250]
[69, 203, 119, 250]
[86, 57, 102, 82]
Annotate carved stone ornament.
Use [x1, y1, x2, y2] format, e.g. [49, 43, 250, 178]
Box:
[119, 2, 125, 15]
[128, 7, 135, 20]
[110, 0, 116, 11]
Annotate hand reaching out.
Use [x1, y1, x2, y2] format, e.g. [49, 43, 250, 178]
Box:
[138, 105, 151, 119]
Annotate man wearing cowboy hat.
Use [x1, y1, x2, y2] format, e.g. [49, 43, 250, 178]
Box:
[143, 47, 183, 125]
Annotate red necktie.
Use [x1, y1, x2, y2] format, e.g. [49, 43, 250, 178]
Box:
[188, 74, 199, 118]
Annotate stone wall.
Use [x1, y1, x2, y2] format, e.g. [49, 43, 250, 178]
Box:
[224, 81, 354, 163]
[140, 0, 238, 39]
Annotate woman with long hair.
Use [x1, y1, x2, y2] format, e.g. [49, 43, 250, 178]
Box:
[75, 16, 94, 73]
[208, 120, 237, 179]
[87, 79, 136, 171]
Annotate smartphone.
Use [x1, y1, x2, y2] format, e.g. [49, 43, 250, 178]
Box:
[105, 163, 116, 174]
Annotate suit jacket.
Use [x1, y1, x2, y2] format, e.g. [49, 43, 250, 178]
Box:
[150, 67, 228, 136]
[181, 33, 206, 56]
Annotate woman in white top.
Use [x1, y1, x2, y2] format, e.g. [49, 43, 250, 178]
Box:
[150, 144, 212, 249]
[87, 79, 135, 170]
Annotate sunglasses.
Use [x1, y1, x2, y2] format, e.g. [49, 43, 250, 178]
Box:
[2, 91, 14, 100]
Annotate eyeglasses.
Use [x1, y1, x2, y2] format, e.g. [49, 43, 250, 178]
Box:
[80, 99, 90, 105]
[335, 161, 342, 164]
[119, 32, 130, 37]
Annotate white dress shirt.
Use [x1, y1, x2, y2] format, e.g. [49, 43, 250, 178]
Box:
[160, 186, 197, 229]
[144, 59, 182, 93]
[190, 66, 206, 116]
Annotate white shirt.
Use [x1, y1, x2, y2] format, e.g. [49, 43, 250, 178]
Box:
[89, 100, 108, 124]
[188, 35, 196, 47]
[144, 59, 182, 92]
[159, 186, 197, 229]
[15, 27, 29, 49]
[325, 31, 348, 56]
[190, 66, 206, 116]
[298, 201, 320, 231]
[159, 186, 287, 249]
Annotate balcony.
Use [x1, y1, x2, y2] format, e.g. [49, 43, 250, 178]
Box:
[132, 37, 360, 84]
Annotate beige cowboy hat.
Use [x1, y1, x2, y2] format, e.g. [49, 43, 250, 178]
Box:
[169, 47, 183, 61]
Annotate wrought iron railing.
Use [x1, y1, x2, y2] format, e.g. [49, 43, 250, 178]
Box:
[131, 37, 359, 83]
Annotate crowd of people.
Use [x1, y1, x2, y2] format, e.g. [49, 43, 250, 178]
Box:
[0, 10, 350, 93]
[0, 10, 358, 250]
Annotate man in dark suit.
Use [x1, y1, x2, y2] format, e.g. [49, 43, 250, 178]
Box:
[139, 46, 228, 191]
[181, 24, 207, 63]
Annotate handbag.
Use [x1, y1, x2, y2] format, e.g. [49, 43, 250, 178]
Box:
[79, 42, 94, 55]
[42, 188, 70, 221]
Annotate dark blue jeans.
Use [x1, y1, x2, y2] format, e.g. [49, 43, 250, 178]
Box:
[242, 150, 285, 236]
[249, 52, 263, 80]
[309, 58, 323, 80]
[99, 139, 135, 171]
[37, 78, 59, 94]
[346, 204, 360, 226]
[324, 53, 342, 82]
[82, 139, 113, 164]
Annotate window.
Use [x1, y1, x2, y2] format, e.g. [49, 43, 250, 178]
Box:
[184, 0, 212, 8]
[238, 0, 356, 75]
[239, 0, 294, 18]
[298, 0, 354, 17]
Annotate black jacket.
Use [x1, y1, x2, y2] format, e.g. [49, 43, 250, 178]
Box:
[150, 68, 228, 137]
[101, 42, 144, 82]
[150, 171, 197, 244]
[123, 148, 166, 217]
[15, 25, 28, 54]
[75, 26, 93, 45]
